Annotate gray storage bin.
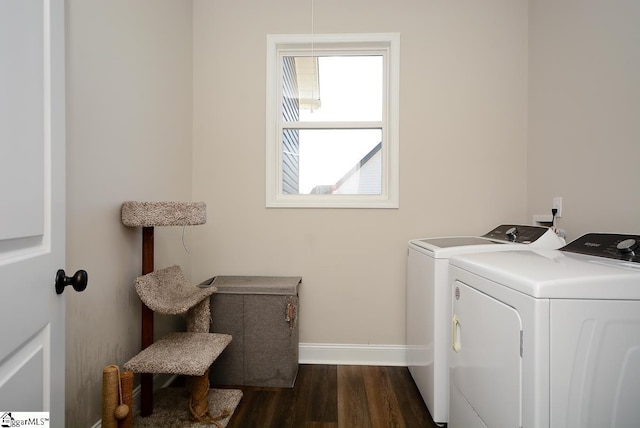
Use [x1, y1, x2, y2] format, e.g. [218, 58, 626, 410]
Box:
[200, 275, 301, 388]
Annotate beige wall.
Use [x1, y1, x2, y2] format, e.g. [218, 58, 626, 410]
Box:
[191, 0, 529, 345]
[71, 1, 640, 425]
[65, 1, 193, 426]
[61, 1, 640, 425]
[528, 0, 640, 239]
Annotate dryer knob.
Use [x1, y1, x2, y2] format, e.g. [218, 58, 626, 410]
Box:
[616, 238, 638, 254]
[505, 227, 518, 242]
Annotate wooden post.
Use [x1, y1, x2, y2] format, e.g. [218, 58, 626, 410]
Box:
[140, 226, 154, 417]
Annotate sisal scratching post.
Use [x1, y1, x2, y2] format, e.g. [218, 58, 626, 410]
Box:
[102, 366, 119, 428]
[189, 368, 231, 427]
[118, 371, 134, 428]
[103, 365, 131, 427]
[189, 369, 210, 421]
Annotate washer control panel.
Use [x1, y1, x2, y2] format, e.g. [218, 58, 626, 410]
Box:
[481, 224, 551, 244]
[561, 233, 640, 263]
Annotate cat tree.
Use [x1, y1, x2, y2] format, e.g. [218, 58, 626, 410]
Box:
[121, 201, 238, 424]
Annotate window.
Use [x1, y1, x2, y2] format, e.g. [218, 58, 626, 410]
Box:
[266, 33, 400, 208]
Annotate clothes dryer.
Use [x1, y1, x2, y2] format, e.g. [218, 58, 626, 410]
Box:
[448, 233, 640, 428]
[406, 225, 565, 424]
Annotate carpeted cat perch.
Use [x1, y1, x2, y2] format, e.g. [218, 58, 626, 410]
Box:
[121, 202, 242, 426]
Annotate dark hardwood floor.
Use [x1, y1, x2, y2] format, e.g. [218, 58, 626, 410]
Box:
[220, 364, 438, 428]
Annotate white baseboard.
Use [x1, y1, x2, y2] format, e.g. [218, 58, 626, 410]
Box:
[90, 373, 176, 428]
[299, 342, 408, 366]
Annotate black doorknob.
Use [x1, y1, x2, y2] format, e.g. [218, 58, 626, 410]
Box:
[55, 269, 88, 294]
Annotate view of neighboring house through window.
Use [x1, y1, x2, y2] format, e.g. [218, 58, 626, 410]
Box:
[283, 55, 383, 195]
[266, 33, 399, 208]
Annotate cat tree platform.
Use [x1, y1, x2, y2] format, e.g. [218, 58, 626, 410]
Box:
[124, 332, 231, 376]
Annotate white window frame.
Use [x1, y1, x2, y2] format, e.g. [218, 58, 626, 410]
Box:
[266, 33, 400, 208]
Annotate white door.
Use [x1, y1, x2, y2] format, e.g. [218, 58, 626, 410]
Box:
[450, 280, 522, 428]
[0, 0, 66, 426]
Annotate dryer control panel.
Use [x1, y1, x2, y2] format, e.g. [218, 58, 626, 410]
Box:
[561, 233, 640, 263]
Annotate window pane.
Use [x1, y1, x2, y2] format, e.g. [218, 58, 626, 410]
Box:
[283, 129, 382, 195]
[282, 55, 383, 122]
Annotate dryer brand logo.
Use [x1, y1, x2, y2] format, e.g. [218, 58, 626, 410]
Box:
[584, 242, 601, 247]
[455, 286, 460, 300]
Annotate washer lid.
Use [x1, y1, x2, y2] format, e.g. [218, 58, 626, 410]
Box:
[450, 249, 640, 300]
[408, 236, 516, 259]
[412, 236, 504, 249]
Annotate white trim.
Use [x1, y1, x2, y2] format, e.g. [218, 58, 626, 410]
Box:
[299, 342, 408, 366]
[266, 33, 400, 209]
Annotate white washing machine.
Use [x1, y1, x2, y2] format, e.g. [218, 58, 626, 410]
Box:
[448, 233, 640, 428]
[406, 225, 565, 425]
